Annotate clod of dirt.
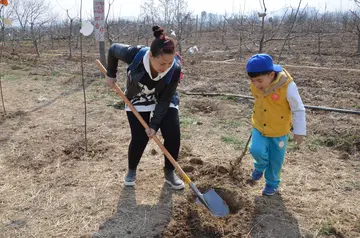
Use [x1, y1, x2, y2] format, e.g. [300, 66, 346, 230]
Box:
[189, 158, 204, 165]
[11, 65, 22, 70]
[7, 220, 26, 228]
[185, 209, 223, 238]
[179, 144, 194, 159]
[216, 165, 229, 174]
[150, 149, 158, 155]
[182, 165, 195, 173]
[62, 142, 85, 160]
[17, 152, 43, 169]
[62, 139, 112, 161]
[338, 152, 350, 160]
[185, 99, 219, 114]
[107, 101, 125, 110]
[1, 110, 26, 120]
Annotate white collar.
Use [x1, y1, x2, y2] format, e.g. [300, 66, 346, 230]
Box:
[143, 50, 174, 81]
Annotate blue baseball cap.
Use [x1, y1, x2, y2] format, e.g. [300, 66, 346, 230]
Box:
[246, 54, 282, 73]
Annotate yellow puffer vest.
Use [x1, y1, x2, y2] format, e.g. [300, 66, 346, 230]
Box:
[251, 69, 293, 137]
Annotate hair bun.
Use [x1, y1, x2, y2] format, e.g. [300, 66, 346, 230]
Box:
[152, 26, 160, 32]
[152, 25, 164, 39]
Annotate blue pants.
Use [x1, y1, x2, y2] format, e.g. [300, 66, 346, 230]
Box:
[250, 128, 288, 188]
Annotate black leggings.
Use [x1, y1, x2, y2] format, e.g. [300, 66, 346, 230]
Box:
[126, 108, 180, 171]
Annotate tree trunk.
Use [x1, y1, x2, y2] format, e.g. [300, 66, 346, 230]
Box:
[33, 39, 40, 57]
[31, 23, 40, 57]
[99, 41, 106, 67]
[1, 25, 4, 43]
[317, 31, 321, 56]
[38, 28, 41, 43]
[239, 34, 242, 56]
[106, 24, 112, 46]
[357, 33, 360, 54]
[177, 20, 182, 54]
[259, 16, 265, 53]
[222, 19, 226, 45]
[51, 32, 54, 48]
[195, 15, 198, 43]
[76, 34, 79, 49]
[287, 39, 291, 51]
[0, 21, 6, 114]
[68, 19, 73, 58]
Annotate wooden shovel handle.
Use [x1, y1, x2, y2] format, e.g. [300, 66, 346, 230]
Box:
[96, 60, 191, 185]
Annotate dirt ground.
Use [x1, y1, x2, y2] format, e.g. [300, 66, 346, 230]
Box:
[0, 36, 359, 238]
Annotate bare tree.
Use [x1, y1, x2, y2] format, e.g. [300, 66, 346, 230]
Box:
[134, 16, 152, 45]
[140, 0, 191, 53]
[248, 1, 285, 53]
[66, 10, 75, 58]
[312, 9, 327, 57]
[277, 0, 305, 61]
[248, 3, 285, 53]
[103, 2, 131, 46]
[139, 0, 161, 45]
[344, 10, 360, 54]
[47, 18, 59, 48]
[220, 13, 229, 50]
[258, 0, 267, 53]
[0, 3, 12, 44]
[225, 5, 249, 56]
[0, 5, 10, 114]
[348, 1, 360, 53]
[12, 0, 52, 57]
[199, 11, 207, 39]
[79, 0, 88, 151]
[12, 0, 30, 34]
[104, 0, 115, 46]
[172, 0, 192, 54]
[141, 0, 159, 26]
[159, 0, 173, 26]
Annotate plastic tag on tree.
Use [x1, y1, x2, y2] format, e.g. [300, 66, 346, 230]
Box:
[80, 21, 94, 36]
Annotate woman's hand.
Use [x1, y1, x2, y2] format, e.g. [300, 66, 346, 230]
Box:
[106, 76, 116, 89]
[145, 128, 156, 138]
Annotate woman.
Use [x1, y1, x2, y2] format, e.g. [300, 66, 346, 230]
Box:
[105, 26, 184, 190]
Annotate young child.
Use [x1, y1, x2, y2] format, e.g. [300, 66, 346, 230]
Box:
[246, 53, 306, 196]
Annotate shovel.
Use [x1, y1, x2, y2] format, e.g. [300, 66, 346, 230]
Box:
[96, 60, 229, 217]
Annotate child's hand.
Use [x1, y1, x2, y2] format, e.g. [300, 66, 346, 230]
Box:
[293, 134, 305, 146]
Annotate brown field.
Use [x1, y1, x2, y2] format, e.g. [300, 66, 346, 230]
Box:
[0, 33, 359, 238]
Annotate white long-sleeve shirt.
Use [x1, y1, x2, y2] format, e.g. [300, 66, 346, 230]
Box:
[125, 50, 178, 112]
[286, 82, 306, 135]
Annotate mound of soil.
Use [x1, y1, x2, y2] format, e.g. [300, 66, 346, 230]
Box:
[163, 159, 254, 237]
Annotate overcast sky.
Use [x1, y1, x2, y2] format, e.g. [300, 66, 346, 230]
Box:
[44, 0, 358, 19]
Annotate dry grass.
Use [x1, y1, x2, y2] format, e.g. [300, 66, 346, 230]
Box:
[0, 38, 359, 237]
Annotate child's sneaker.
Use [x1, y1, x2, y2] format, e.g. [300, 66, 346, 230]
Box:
[124, 169, 136, 186]
[262, 185, 277, 196]
[251, 170, 263, 181]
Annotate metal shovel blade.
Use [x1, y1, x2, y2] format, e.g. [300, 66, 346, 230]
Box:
[190, 183, 229, 217]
